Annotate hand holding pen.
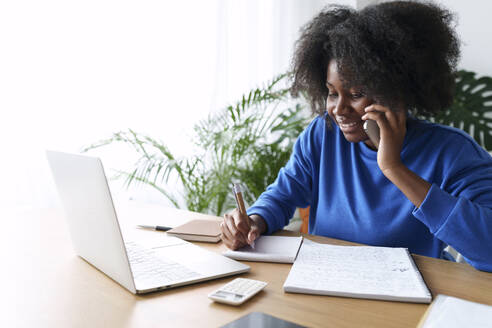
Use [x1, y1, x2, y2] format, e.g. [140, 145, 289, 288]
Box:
[220, 183, 265, 250]
[232, 183, 255, 249]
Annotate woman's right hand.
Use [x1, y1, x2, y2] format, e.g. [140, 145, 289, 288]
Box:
[220, 210, 266, 250]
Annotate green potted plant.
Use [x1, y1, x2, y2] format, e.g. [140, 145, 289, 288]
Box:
[84, 69, 492, 221]
[418, 69, 492, 150]
[84, 74, 310, 216]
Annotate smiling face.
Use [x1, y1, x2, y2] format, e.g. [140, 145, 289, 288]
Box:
[326, 60, 375, 149]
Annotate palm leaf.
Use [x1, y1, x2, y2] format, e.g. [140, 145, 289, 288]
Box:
[420, 70, 492, 150]
[84, 73, 310, 215]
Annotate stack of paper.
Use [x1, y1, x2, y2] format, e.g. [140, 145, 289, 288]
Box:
[283, 239, 432, 303]
[223, 236, 303, 263]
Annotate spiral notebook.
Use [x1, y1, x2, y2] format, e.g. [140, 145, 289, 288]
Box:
[283, 239, 432, 303]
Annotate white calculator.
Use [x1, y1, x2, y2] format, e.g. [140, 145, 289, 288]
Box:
[208, 278, 267, 305]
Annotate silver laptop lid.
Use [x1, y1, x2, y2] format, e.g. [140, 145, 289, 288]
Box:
[46, 151, 136, 293]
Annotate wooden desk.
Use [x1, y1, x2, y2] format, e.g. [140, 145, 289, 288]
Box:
[4, 205, 492, 328]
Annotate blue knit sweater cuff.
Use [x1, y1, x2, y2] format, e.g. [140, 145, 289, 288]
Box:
[412, 183, 457, 233]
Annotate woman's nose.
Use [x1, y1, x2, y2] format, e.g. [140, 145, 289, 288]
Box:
[333, 98, 348, 115]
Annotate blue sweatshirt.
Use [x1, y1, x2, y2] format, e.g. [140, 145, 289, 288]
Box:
[247, 114, 492, 271]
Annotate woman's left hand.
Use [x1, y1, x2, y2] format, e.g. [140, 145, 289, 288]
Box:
[362, 104, 407, 175]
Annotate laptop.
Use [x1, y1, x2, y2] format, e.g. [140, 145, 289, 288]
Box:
[46, 150, 250, 294]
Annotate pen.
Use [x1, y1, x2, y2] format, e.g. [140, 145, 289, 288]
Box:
[137, 224, 172, 232]
[232, 183, 255, 249]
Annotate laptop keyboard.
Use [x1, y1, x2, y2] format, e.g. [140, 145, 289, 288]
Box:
[125, 241, 201, 288]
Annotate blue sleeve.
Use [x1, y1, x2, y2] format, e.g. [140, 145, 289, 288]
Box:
[412, 142, 492, 271]
[247, 118, 318, 234]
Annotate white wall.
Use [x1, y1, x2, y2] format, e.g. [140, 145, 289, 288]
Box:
[435, 0, 492, 77]
[3, 0, 487, 212]
[0, 1, 222, 210]
[360, 0, 492, 76]
[0, 0, 342, 211]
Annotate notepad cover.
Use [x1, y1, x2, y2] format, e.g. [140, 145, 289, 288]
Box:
[166, 219, 221, 243]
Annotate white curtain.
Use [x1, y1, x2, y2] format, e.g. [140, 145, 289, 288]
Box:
[0, 0, 334, 211]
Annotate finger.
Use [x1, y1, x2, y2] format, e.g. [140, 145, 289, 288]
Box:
[362, 111, 393, 142]
[221, 217, 244, 250]
[247, 225, 261, 244]
[225, 212, 249, 245]
[382, 109, 405, 132]
[365, 104, 405, 129]
[220, 224, 234, 249]
[220, 218, 234, 243]
[220, 231, 234, 249]
[222, 234, 236, 250]
[364, 104, 391, 113]
[232, 208, 251, 234]
[222, 214, 238, 241]
[222, 232, 237, 250]
[362, 110, 390, 130]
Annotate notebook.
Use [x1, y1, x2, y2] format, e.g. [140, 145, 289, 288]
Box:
[166, 219, 222, 242]
[418, 294, 492, 327]
[283, 239, 432, 303]
[46, 150, 249, 294]
[223, 236, 303, 263]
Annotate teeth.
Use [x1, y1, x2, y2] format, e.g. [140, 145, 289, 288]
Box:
[339, 122, 358, 128]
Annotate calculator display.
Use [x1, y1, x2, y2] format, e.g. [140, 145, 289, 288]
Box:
[212, 290, 244, 301]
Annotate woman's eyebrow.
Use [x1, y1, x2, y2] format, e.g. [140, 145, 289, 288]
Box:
[325, 82, 333, 88]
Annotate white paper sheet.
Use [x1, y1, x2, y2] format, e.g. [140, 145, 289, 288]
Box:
[283, 239, 432, 303]
[223, 236, 303, 263]
[420, 295, 492, 327]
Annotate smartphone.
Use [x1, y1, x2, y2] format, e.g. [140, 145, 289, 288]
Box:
[363, 120, 380, 149]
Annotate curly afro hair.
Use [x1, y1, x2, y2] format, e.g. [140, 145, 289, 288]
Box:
[290, 1, 461, 117]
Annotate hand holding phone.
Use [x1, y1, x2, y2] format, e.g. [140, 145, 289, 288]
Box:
[363, 119, 380, 149]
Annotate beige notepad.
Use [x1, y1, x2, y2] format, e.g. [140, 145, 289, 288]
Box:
[166, 219, 221, 243]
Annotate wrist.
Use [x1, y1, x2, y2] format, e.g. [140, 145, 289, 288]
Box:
[380, 163, 431, 207]
[381, 162, 406, 180]
[250, 214, 267, 235]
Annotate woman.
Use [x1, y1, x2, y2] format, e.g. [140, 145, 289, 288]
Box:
[220, 1, 492, 271]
